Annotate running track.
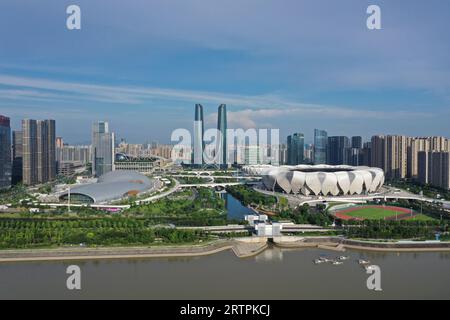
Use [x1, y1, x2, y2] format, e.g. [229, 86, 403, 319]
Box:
[333, 205, 413, 221]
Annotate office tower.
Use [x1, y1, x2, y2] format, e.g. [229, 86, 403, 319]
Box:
[278, 144, 287, 165]
[304, 144, 314, 164]
[313, 129, 327, 165]
[362, 142, 372, 166]
[22, 119, 56, 185]
[217, 104, 227, 167]
[287, 133, 304, 165]
[92, 121, 115, 177]
[351, 136, 363, 149]
[12, 131, 23, 185]
[327, 136, 350, 165]
[0, 115, 12, 189]
[347, 148, 363, 166]
[193, 104, 204, 166]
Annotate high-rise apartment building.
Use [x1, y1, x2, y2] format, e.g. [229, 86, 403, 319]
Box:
[22, 119, 56, 185]
[313, 129, 327, 165]
[57, 145, 91, 165]
[385, 135, 408, 179]
[92, 121, 115, 177]
[370, 135, 449, 181]
[0, 115, 12, 189]
[36, 120, 56, 183]
[370, 135, 385, 171]
[418, 151, 450, 190]
[287, 133, 304, 165]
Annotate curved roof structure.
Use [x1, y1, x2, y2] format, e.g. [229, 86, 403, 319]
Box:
[243, 165, 385, 196]
[60, 170, 154, 204]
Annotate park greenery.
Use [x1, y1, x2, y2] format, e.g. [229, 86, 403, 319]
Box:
[342, 219, 445, 240]
[0, 217, 208, 249]
[226, 185, 333, 226]
[389, 179, 450, 201]
[176, 176, 210, 184]
[226, 185, 277, 207]
[0, 184, 34, 206]
[124, 187, 231, 226]
[274, 204, 334, 227]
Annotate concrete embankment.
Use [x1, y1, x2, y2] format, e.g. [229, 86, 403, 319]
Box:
[0, 238, 269, 263]
[272, 236, 450, 252]
[232, 237, 268, 258]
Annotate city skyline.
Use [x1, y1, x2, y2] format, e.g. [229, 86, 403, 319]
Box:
[1, 0, 450, 143]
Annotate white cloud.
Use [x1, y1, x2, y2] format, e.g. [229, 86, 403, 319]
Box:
[0, 74, 431, 130]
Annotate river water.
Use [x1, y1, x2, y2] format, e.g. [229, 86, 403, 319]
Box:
[1, 247, 450, 299]
[225, 193, 255, 220]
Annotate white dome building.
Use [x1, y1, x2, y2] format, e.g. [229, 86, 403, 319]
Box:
[242, 165, 385, 196]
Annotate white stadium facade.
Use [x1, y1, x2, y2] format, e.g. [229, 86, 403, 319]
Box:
[243, 165, 385, 196]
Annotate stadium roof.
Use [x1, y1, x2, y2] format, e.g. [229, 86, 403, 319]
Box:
[60, 170, 154, 204]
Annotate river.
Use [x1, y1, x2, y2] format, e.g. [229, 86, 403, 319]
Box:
[1, 247, 450, 299]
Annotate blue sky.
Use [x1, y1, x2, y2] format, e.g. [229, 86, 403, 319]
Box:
[0, 0, 449, 144]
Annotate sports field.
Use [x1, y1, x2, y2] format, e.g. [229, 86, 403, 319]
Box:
[332, 205, 429, 221]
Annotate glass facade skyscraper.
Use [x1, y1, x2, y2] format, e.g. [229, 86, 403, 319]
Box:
[12, 130, 23, 185]
[314, 129, 327, 164]
[92, 121, 115, 177]
[0, 115, 12, 189]
[327, 136, 350, 165]
[193, 104, 204, 166]
[217, 104, 227, 167]
[287, 133, 304, 165]
[351, 136, 363, 149]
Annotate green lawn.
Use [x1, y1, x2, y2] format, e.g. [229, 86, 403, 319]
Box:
[344, 207, 436, 221]
[345, 208, 408, 220]
[407, 214, 437, 222]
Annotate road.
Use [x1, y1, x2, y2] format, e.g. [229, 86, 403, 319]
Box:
[254, 185, 450, 209]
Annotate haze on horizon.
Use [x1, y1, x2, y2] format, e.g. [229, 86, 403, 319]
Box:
[0, 0, 449, 144]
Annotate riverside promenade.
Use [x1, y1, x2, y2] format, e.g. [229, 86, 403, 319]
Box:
[2, 236, 450, 263]
[0, 238, 268, 263]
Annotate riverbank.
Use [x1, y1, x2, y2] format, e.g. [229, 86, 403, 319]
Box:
[0, 238, 268, 263]
[2, 236, 450, 263]
[273, 236, 450, 252]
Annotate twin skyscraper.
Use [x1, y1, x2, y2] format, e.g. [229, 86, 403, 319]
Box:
[193, 104, 227, 167]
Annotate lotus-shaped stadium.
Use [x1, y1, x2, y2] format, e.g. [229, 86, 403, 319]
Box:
[242, 165, 385, 196]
